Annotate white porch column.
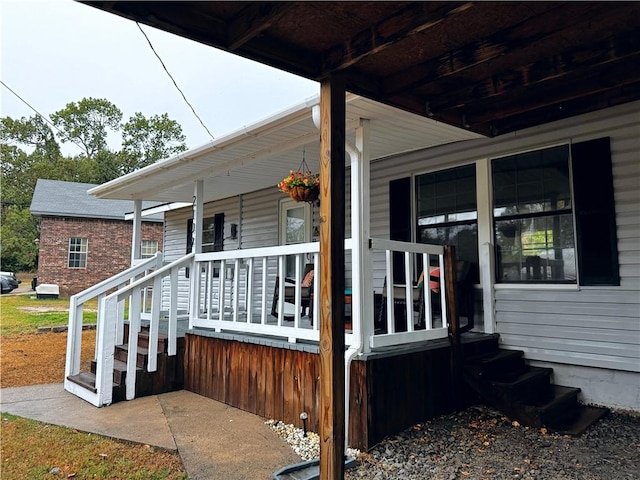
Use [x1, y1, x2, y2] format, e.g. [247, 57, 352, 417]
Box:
[189, 180, 204, 329]
[476, 159, 495, 334]
[350, 119, 372, 352]
[192, 180, 204, 253]
[131, 199, 142, 263]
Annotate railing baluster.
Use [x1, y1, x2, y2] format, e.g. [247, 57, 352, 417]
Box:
[423, 253, 432, 330]
[168, 268, 178, 355]
[404, 251, 413, 332]
[147, 274, 162, 372]
[126, 289, 141, 401]
[385, 249, 394, 333]
[260, 257, 268, 325]
[232, 259, 240, 323]
[246, 258, 254, 323]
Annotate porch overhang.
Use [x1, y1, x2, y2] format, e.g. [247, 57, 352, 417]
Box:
[88, 94, 481, 203]
[83, 2, 640, 138]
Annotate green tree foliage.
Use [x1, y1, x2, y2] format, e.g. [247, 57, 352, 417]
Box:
[122, 112, 187, 172]
[50, 97, 122, 157]
[0, 115, 60, 161]
[0, 206, 38, 272]
[0, 97, 187, 271]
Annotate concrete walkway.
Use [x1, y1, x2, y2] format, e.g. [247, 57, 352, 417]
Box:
[0, 384, 302, 479]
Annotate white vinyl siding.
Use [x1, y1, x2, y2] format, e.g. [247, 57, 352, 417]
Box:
[369, 101, 640, 374]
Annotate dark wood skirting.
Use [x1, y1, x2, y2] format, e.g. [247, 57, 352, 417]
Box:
[184, 332, 499, 451]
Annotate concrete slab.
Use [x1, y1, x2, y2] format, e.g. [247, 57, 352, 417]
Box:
[159, 390, 301, 480]
[1, 386, 304, 478]
[0, 384, 176, 450]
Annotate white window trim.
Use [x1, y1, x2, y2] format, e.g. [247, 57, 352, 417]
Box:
[68, 237, 88, 269]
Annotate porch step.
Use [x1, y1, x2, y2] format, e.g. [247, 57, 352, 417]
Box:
[67, 371, 119, 393]
[137, 331, 168, 352]
[463, 346, 609, 436]
[91, 359, 143, 385]
[465, 349, 527, 382]
[114, 344, 150, 369]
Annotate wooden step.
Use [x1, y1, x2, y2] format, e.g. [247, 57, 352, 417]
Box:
[91, 359, 143, 385]
[465, 349, 526, 381]
[67, 372, 98, 393]
[549, 405, 609, 436]
[530, 385, 582, 427]
[137, 332, 168, 352]
[491, 366, 553, 405]
[115, 344, 149, 368]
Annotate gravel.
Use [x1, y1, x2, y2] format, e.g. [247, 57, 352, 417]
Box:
[270, 404, 640, 480]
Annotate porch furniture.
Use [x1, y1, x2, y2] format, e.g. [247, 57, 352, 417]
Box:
[271, 264, 314, 320]
[377, 276, 425, 332]
[432, 261, 476, 333]
[378, 262, 476, 332]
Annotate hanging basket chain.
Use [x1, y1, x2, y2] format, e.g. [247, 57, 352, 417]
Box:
[276, 148, 320, 204]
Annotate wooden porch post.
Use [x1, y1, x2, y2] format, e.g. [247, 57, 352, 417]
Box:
[319, 75, 346, 480]
[444, 244, 463, 410]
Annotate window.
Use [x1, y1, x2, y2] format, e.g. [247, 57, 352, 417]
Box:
[279, 198, 311, 277]
[140, 240, 159, 258]
[68, 237, 88, 268]
[492, 145, 576, 283]
[415, 164, 479, 283]
[186, 214, 224, 255]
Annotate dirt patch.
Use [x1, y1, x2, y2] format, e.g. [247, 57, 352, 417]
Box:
[1, 330, 96, 388]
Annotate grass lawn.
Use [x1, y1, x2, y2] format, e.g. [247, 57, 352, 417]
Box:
[0, 294, 97, 336]
[0, 293, 188, 479]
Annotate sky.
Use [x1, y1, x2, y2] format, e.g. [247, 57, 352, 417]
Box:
[0, 0, 320, 155]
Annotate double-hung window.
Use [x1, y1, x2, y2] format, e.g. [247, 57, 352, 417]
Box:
[492, 145, 575, 283]
[491, 138, 619, 285]
[68, 237, 88, 268]
[415, 164, 479, 283]
[140, 240, 159, 258]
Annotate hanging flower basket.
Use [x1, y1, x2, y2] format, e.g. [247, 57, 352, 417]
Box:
[289, 185, 320, 203]
[277, 152, 320, 203]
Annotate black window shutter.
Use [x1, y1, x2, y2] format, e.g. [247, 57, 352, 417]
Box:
[186, 219, 194, 254]
[185, 219, 194, 278]
[389, 177, 411, 283]
[571, 137, 620, 286]
[214, 213, 225, 251]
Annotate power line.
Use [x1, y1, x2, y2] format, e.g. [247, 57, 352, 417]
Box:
[0, 80, 87, 155]
[136, 22, 216, 143]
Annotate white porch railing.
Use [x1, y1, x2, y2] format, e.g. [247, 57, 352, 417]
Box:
[190, 237, 449, 349]
[64, 252, 192, 407]
[190, 241, 351, 344]
[368, 238, 449, 349]
[65, 238, 450, 406]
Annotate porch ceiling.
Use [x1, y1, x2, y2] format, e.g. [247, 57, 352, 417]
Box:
[89, 95, 481, 203]
[84, 2, 640, 139]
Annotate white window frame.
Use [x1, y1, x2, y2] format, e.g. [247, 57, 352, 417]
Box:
[68, 237, 88, 269]
[140, 239, 159, 258]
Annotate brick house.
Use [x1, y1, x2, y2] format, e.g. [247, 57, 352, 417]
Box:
[30, 179, 164, 297]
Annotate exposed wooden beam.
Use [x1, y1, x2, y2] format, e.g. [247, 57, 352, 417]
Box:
[486, 82, 640, 136]
[319, 75, 346, 480]
[428, 31, 640, 115]
[228, 2, 297, 50]
[321, 2, 474, 73]
[382, 2, 612, 96]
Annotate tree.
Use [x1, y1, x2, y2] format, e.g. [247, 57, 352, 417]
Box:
[0, 115, 60, 162]
[0, 206, 38, 272]
[50, 97, 122, 157]
[122, 112, 187, 172]
[1, 97, 188, 272]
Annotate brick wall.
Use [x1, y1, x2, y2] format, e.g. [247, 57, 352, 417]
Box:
[37, 217, 164, 297]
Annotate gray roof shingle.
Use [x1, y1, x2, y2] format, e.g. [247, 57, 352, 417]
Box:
[30, 179, 163, 222]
